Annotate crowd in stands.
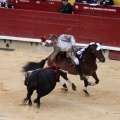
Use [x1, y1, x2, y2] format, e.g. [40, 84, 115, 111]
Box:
[0, 0, 8, 8]
[59, 0, 114, 14]
[0, 0, 13, 8]
[0, 0, 115, 14]
[80, 0, 114, 5]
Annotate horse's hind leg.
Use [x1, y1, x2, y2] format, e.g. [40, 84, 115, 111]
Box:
[58, 79, 68, 91]
[83, 78, 89, 95]
[60, 71, 76, 91]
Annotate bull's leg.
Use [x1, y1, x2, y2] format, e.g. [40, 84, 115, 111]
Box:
[24, 87, 34, 106]
[36, 91, 41, 108]
[33, 98, 37, 103]
[88, 72, 99, 86]
[60, 72, 76, 91]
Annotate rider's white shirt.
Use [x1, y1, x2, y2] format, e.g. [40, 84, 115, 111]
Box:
[56, 34, 76, 51]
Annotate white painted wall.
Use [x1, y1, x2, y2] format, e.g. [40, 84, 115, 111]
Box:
[0, 35, 120, 59]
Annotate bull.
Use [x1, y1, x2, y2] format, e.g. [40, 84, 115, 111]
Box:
[23, 64, 60, 108]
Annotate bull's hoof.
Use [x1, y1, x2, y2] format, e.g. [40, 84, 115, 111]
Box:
[33, 99, 37, 103]
[72, 83, 76, 91]
[37, 104, 40, 108]
[28, 100, 32, 106]
[23, 98, 28, 103]
[83, 89, 89, 95]
[61, 88, 68, 92]
[22, 98, 28, 104]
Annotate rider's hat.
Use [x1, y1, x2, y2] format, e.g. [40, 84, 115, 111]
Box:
[49, 34, 58, 40]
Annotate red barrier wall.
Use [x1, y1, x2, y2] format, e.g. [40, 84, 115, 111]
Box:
[0, 8, 120, 48]
[109, 51, 120, 60]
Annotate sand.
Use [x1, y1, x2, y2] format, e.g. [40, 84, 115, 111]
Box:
[0, 49, 120, 120]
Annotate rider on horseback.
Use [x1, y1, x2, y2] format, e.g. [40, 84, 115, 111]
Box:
[42, 34, 85, 80]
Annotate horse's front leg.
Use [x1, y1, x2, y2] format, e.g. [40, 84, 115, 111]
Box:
[88, 72, 99, 86]
[83, 72, 99, 95]
[60, 72, 76, 91]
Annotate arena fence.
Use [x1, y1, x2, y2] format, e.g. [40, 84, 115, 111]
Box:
[0, 35, 120, 59]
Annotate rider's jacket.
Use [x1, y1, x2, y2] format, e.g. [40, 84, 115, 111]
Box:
[43, 34, 76, 52]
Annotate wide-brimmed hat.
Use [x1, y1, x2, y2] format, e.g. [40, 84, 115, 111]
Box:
[49, 34, 58, 40]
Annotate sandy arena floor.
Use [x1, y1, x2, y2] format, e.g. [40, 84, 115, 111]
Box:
[0, 49, 120, 120]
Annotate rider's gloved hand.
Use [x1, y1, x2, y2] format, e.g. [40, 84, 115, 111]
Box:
[41, 36, 46, 42]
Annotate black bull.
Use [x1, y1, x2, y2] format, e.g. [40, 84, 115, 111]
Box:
[23, 67, 60, 108]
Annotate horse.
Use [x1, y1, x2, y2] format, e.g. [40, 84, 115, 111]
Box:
[23, 42, 105, 95]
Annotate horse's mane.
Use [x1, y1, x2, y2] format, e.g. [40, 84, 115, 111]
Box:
[55, 42, 101, 61]
[76, 42, 101, 56]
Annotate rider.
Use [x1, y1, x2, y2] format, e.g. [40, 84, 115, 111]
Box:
[41, 34, 85, 80]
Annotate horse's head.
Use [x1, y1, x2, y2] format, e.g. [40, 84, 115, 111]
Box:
[90, 43, 106, 63]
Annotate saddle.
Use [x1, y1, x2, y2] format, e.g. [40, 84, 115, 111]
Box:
[55, 47, 81, 66]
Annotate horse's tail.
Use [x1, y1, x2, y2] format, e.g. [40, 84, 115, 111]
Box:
[22, 57, 48, 72]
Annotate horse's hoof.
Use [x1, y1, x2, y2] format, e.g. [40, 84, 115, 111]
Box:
[63, 84, 68, 92]
[83, 89, 89, 95]
[72, 84, 76, 91]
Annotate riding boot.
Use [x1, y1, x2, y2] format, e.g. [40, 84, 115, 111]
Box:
[75, 65, 85, 80]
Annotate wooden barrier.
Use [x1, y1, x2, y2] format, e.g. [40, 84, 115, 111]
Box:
[109, 51, 120, 60]
[0, 35, 53, 52]
[0, 35, 120, 60]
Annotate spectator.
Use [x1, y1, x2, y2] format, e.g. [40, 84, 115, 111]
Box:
[75, 0, 84, 3]
[0, 0, 8, 8]
[86, 0, 98, 4]
[59, 0, 73, 14]
[100, 0, 114, 6]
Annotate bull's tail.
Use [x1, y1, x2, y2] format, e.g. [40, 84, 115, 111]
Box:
[23, 57, 48, 72]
